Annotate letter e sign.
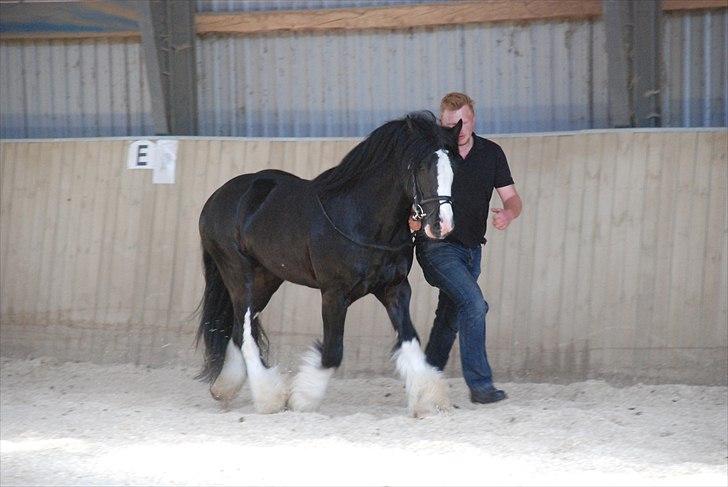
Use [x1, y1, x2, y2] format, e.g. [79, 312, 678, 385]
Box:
[127, 140, 177, 184]
[127, 140, 156, 169]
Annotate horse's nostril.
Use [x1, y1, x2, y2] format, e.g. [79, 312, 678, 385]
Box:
[424, 224, 436, 239]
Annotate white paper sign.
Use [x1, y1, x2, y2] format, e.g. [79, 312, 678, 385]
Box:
[153, 140, 178, 184]
[127, 139, 177, 184]
[127, 140, 156, 169]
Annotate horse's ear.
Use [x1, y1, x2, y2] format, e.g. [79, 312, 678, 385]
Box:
[406, 116, 415, 132]
[449, 119, 463, 139]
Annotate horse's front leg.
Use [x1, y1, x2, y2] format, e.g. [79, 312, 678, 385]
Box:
[376, 279, 452, 417]
[288, 290, 348, 412]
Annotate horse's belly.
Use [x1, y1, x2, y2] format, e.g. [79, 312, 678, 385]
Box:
[246, 229, 319, 288]
[261, 255, 319, 288]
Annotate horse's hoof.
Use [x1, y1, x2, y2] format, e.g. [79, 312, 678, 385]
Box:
[210, 380, 243, 403]
[408, 375, 452, 418]
[210, 341, 246, 402]
[249, 366, 289, 414]
[287, 349, 334, 412]
[288, 390, 323, 412]
[411, 396, 453, 418]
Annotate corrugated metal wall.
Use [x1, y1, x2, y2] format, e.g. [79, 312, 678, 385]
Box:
[0, 38, 156, 139]
[196, 19, 605, 136]
[1, 10, 726, 138]
[663, 10, 728, 127]
[1, 130, 726, 385]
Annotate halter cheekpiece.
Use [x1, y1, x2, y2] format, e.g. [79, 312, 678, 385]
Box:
[410, 173, 453, 221]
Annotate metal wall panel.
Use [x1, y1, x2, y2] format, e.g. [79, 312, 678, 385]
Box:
[1, 130, 726, 384]
[0, 11, 725, 138]
[0, 38, 155, 139]
[196, 19, 607, 137]
[662, 9, 728, 127]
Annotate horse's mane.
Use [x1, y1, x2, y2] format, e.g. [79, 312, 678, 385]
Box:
[313, 111, 448, 197]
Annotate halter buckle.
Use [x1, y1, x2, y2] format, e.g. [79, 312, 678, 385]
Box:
[412, 203, 427, 221]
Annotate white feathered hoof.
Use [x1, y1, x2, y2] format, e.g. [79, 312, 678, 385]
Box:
[248, 365, 289, 414]
[288, 348, 334, 412]
[408, 367, 452, 418]
[240, 309, 289, 414]
[209, 341, 247, 402]
[394, 339, 452, 418]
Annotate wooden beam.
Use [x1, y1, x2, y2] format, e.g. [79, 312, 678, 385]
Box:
[195, 1, 603, 36]
[1, 0, 725, 40]
[662, 0, 727, 12]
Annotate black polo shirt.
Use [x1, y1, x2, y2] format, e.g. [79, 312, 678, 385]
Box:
[445, 134, 514, 248]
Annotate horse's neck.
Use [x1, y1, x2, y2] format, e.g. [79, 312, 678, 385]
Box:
[330, 172, 410, 241]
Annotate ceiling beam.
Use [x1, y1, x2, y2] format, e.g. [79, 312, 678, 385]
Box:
[0, 0, 725, 40]
[195, 1, 602, 36]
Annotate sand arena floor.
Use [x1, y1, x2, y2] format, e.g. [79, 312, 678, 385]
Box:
[1, 357, 726, 486]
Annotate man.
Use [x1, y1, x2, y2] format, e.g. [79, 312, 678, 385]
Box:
[410, 92, 522, 404]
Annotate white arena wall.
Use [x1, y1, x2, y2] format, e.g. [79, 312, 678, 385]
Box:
[1, 129, 726, 385]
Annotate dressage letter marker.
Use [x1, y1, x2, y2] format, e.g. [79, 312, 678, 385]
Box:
[127, 140, 178, 184]
[128, 140, 155, 169]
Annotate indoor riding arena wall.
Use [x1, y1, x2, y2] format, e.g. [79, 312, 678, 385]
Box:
[1, 129, 726, 385]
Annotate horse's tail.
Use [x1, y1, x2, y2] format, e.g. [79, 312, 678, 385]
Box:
[195, 247, 238, 382]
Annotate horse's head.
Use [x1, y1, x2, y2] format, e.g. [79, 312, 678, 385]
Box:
[407, 115, 463, 240]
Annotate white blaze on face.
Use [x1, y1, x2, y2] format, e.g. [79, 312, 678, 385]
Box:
[435, 149, 454, 235]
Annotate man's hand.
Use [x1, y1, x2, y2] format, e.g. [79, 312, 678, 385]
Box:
[408, 215, 422, 232]
[490, 208, 513, 230]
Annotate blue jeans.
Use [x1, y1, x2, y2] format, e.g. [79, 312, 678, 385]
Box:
[415, 240, 495, 393]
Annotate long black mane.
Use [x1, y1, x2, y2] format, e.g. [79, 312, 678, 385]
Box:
[313, 111, 449, 197]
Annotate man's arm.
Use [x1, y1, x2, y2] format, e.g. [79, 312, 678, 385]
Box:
[491, 184, 522, 230]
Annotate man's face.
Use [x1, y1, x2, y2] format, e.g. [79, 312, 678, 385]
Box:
[440, 106, 474, 146]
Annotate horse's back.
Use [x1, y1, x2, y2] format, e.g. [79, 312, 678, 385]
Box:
[200, 168, 319, 286]
[201, 169, 305, 226]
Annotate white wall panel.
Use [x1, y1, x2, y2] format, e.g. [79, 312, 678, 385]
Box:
[1, 130, 725, 385]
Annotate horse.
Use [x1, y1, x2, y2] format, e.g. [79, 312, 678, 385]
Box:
[196, 111, 462, 417]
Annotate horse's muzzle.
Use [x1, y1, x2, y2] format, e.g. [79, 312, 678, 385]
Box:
[424, 221, 453, 239]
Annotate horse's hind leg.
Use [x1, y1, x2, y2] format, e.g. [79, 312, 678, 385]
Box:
[210, 339, 246, 403]
[288, 290, 347, 412]
[376, 280, 451, 417]
[209, 267, 283, 404]
[216, 251, 288, 413]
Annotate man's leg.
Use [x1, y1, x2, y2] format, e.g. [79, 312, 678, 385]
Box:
[424, 290, 457, 370]
[417, 242, 505, 403]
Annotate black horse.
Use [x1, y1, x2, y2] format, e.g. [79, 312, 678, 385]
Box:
[196, 111, 462, 416]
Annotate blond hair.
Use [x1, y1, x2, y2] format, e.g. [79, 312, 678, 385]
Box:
[440, 92, 475, 115]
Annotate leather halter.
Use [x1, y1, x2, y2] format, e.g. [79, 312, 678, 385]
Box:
[410, 173, 453, 221]
[316, 170, 452, 252]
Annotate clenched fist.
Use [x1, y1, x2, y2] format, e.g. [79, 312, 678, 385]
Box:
[491, 207, 513, 230]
